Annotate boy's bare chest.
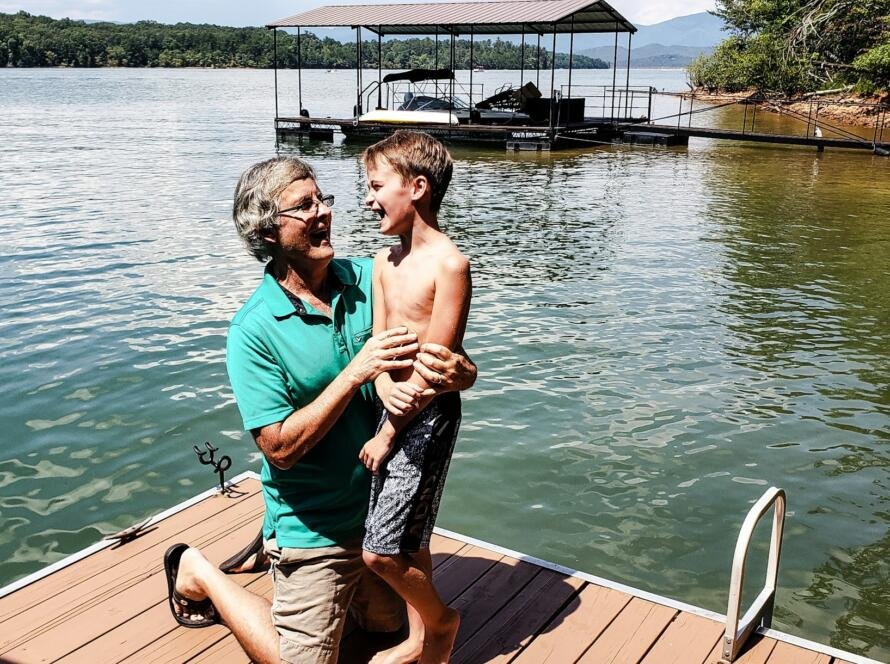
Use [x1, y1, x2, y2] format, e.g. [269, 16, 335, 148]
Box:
[381, 261, 436, 319]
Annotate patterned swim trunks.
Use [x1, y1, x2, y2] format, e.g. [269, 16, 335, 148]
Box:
[363, 392, 461, 555]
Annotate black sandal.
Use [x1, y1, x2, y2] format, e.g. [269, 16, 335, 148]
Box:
[219, 530, 268, 574]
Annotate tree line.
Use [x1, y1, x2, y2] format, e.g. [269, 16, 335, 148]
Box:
[687, 0, 889, 94]
[0, 11, 607, 70]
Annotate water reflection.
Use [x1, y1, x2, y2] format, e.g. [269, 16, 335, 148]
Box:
[701, 147, 890, 656]
[805, 532, 890, 659]
[1, 68, 889, 661]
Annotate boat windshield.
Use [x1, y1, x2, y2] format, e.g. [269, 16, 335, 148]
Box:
[400, 94, 470, 112]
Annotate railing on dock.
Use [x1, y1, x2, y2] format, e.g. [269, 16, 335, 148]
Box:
[647, 91, 890, 155]
[560, 85, 655, 123]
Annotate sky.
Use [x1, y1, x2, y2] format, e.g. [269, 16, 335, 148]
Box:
[0, 0, 716, 27]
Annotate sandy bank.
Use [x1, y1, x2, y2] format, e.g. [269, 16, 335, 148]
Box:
[688, 89, 888, 128]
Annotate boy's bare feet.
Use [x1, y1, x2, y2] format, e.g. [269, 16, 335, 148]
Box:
[369, 634, 424, 664]
[420, 608, 459, 664]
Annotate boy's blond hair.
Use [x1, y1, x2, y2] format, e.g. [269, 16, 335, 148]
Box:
[362, 130, 453, 212]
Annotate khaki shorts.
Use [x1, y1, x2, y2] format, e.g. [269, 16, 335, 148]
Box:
[266, 538, 405, 664]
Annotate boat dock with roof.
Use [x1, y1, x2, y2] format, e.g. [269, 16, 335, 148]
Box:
[264, 0, 888, 155]
[0, 472, 881, 663]
[267, 0, 650, 150]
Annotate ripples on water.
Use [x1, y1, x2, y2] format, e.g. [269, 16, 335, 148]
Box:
[1, 69, 889, 659]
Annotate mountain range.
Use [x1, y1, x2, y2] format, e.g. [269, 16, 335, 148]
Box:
[577, 12, 726, 67]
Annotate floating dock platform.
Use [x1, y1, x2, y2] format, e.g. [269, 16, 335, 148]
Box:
[276, 114, 889, 154]
[0, 472, 880, 664]
[276, 116, 624, 151]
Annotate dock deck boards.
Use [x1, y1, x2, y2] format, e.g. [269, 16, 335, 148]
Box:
[0, 476, 870, 663]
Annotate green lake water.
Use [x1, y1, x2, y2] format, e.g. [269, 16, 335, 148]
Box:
[1, 68, 888, 660]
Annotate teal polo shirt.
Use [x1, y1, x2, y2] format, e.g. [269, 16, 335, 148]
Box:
[226, 257, 376, 548]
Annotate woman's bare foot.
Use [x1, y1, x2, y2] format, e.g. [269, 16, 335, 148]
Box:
[173, 547, 214, 622]
[369, 635, 424, 664]
[420, 608, 460, 664]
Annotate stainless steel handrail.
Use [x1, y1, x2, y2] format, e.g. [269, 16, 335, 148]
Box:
[721, 487, 786, 663]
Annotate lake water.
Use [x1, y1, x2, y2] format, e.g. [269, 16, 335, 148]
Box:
[1, 67, 888, 660]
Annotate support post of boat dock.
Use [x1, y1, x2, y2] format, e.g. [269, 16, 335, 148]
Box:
[536, 33, 541, 89]
[297, 28, 302, 113]
[450, 30, 455, 111]
[568, 14, 574, 102]
[272, 28, 279, 120]
[377, 29, 383, 109]
[355, 26, 362, 117]
[469, 27, 475, 110]
[520, 29, 525, 88]
[549, 25, 556, 130]
[609, 23, 618, 123]
[435, 28, 439, 99]
[624, 31, 632, 119]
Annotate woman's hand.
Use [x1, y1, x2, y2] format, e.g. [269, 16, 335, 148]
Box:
[346, 327, 418, 386]
[413, 343, 477, 393]
[383, 381, 435, 416]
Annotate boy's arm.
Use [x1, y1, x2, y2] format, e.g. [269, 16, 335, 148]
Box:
[360, 253, 471, 472]
[371, 250, 397, 407]
[386, 253, 472, 428]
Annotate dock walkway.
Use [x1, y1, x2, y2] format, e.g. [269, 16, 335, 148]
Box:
[0, 474, 874, 663]
[276, 115, 889, 154]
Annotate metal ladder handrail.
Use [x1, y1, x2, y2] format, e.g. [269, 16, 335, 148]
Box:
[722, 486, 786, 663]
[362, 80, 389, 112]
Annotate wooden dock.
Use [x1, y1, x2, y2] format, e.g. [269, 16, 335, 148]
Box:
[0, 473, 878, 664]
[276, 115, 889, 155]
[618, 123, 890, 153]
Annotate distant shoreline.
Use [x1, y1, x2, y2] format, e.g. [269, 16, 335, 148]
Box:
[2, 65, 687, 71]
[690, 88, 889, 128]
[0, 12, 607, 70]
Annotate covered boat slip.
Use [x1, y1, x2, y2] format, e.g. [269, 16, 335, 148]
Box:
[266, 0, 650, 147]
[0, 473, 878, 664]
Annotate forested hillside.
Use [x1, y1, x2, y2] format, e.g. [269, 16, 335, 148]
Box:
[687, 0, 889, 93]
[0, 11, 607, 69]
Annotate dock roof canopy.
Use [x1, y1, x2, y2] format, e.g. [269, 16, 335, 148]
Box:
[267, 0, 636, 35]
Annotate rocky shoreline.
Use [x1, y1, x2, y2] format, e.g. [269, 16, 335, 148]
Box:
[688, 89, 889, 128]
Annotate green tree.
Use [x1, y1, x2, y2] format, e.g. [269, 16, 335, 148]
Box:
[691, 0, 890, 93]
[0, 11, 608, 72]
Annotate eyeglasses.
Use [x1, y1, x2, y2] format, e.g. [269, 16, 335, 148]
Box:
[278, 194, 335, 220]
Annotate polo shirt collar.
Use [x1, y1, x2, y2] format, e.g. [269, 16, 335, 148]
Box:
[330, 258, 360, 287]
[262, 259, 362, 319]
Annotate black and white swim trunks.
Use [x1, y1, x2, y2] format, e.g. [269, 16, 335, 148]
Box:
[363, 392, 461, 555]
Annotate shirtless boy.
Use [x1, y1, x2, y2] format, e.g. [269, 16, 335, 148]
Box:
[357, 131, 471, 664]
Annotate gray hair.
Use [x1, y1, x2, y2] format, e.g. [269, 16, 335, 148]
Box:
[232, 157, 316, 262]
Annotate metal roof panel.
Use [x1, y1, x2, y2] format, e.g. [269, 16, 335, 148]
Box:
[267, 0, 636, 34]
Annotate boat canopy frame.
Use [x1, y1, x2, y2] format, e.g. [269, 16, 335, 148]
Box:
[267, 0, 637, 127]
